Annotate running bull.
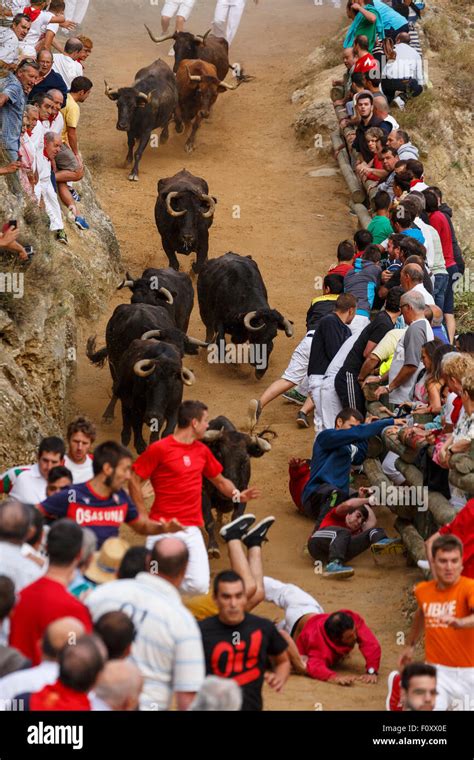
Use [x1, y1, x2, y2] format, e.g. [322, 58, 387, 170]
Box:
[201, 416, 274, 557]
[86, 302, 206, 424]
[155, 169, 216, 273]
[118, 266, 195, 332]
[174, 59, 240, 153]
[104, 59, 178, 181]
[197, 252, 294, 378]
[145, 26, 231, 81]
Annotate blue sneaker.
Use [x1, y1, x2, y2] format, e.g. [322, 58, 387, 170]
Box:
[323, 561, 354, 579]
[74, 215, 89, 230]
[71, 189, 81, 202]
[371, 538, 405, 556]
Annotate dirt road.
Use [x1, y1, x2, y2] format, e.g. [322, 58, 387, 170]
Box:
[73, 0, 419, 710]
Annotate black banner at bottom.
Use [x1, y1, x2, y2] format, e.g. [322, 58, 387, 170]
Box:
[0, 710, 470, 757]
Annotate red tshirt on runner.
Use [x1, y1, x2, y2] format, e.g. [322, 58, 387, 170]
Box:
[9, 577, 93, 665]
[133, 437, 223, 526]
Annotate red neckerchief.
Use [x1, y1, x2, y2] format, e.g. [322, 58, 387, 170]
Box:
[26, 128, 33, 136]
[47, 114, 55, 125]
[43, 147, 50, 162]
[30, 680, 91, 712]
[23, 7, 43, 22]
[410, 178, 423, 187]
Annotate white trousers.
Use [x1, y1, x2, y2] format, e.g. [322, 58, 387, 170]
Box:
[307, 374, 324, 435]
[382, 451, 405, 485]
[35, 178, 63, 231]
[350, 315, 370, 337]
[318, 375, 343, 435]
[264, 576, 324, 634]
[146, 525, 210, 595]
[432, 664, 474, 711]
[161, 0, 196, 20]
[65, 0, 90, 25]
[212, 0, 246, 45]
[281, 332, 313, 395]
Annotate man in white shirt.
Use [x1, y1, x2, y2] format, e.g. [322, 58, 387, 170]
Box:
[314, 334, 359, 435]
[52, 36, 83, 88]
[0, 616, 85, 707]
[42, 87, 64, 134]
[401, 264, 435, 306]
[0, 501, 44, 592]
[32, 118, 67, 243]
[0, 13, 30, 66]
[19, 0, 65, 57]
[6, 436, 65, 504]
[86, 537, 205, 711]
[64, 416, 95, 484]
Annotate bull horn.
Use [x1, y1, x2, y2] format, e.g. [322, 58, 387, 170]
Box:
[137, 91, 149, 103]
[165, 191, 186, 217]
[144, 25, 175, 44]
[140, 330, 162, 341]
[251, 435, 272, 452]
[193, 28, 212, 43]
[202, 427, 224, 442]
[186, 65, 202, 83]
[181, 367, 196, 386]
[187, 336, 209, 348]
[218, 80, 240, 91]
[117, 272, 135, 289]
[104, 80, 119, 99]
[280, 317, 294, 337]
[133, 358, 156, 377]
[158, 287, 174, 305]
[243, 311, 265, 332]
[199, 193, 216, 219]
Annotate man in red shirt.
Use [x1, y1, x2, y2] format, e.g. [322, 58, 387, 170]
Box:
[307, 498, 402, 578]
[425, 498, 474, 580]
[423, 188, 457, 342]
[19, 635, 105, 712]
[269, 601, 381, 685]
[352, 34, 377, 74]
[129, 400, 260, 595]
[9, 520, 93, 665]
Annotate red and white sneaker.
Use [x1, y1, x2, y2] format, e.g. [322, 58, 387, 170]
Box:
[386, 670, 402, 711]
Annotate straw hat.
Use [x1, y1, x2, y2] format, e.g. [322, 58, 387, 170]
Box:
[85, 537, 129, 585]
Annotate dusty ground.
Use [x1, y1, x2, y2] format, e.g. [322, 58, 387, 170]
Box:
[73, 0, 420, 710]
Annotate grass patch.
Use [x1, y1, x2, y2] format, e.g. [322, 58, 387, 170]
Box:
[396, 90, 436, 131]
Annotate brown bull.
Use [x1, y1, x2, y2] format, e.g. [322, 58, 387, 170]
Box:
[175, 58, 239, 153]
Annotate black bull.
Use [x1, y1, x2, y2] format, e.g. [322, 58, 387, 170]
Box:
[104, 59, 178, 181]
[86, 302, 207, 423]
[197, 252, 294, 378]
[155, 169, 216, 273]
[118, 266, 195, 333]
[201, 416, 274, 557]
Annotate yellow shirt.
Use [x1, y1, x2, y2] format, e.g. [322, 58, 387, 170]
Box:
[183, 593, 218, 621]
[61, 93, 80, 145]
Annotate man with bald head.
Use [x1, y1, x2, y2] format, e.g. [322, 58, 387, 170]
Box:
[0, 500, 43, 592]
[401, 263, 435, 305]
[91, 660, 144, 711]
[52, 37, 83, 89]
[0, 617, 85, 707]
[30, 48, 68, 105]
[86, 537, 205, 711]
[18, 634, 105, 710]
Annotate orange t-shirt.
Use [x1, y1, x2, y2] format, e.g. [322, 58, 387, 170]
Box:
[415, 576, 474, 668]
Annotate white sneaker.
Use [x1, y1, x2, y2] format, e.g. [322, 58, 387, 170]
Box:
[168, 46, 175, 57]
[393, 96, 406, 111]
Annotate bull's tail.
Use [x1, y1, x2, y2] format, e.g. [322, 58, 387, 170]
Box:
[230, 62, 255, 83]
[86, 336, 108, 368]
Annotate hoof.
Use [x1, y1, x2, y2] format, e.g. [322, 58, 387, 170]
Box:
[175, 123, 184, 134]
[102, 414, 114, 425]
[208, 547, 221, 560]
[184, 143, 194, 153]
[128, 173, 139, 182]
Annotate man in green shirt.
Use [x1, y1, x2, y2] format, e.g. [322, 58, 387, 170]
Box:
[368, 190, 394, 244]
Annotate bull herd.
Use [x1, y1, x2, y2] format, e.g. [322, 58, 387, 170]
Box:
[93, 28, 295, 553]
